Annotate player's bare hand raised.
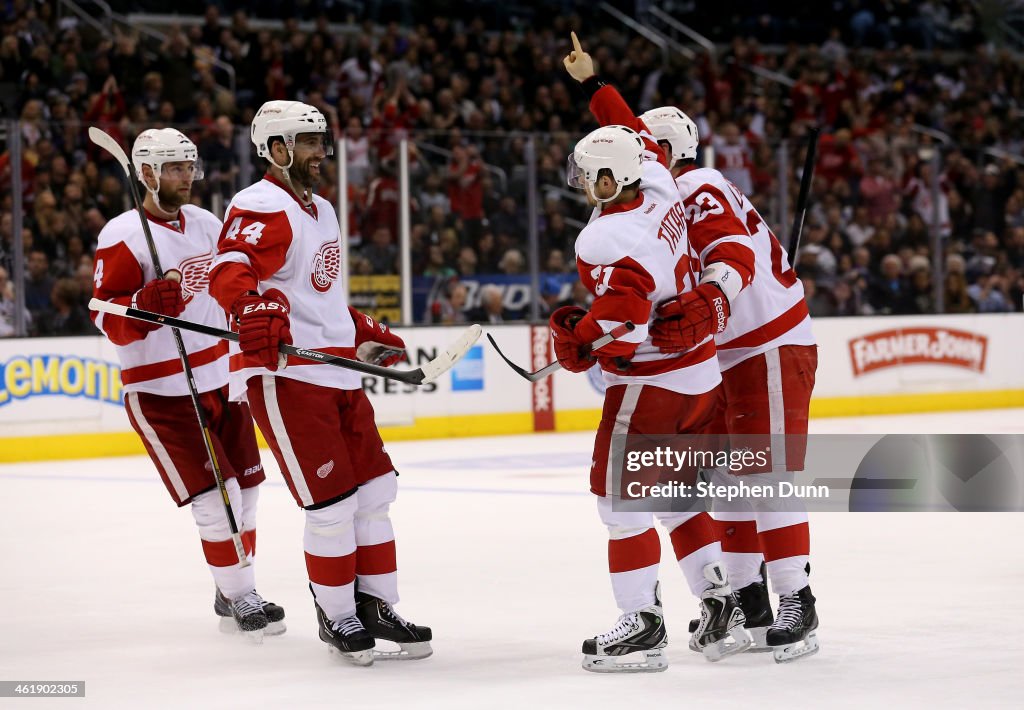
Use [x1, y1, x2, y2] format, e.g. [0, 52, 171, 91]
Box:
[563, 31, 596, 83]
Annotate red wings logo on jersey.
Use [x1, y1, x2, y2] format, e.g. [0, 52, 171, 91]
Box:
[310, 240, 341, 293]
[176, 252, 213, 302]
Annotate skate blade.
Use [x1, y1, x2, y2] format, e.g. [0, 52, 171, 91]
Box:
[371, 640, 433, 661]
[702, 626, 752, 662]
[583, 648, 668, 674]
[218, 616, 266, 644]
[328, 646, 374, 667]
[745, 626, 774, 653]
[772, 632, 820, 664]
[265, 620, 287, 636]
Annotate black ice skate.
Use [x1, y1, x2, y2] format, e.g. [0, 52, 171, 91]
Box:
[213, 589, 268, 643]
[735, 569, 774, 652]
[355, 591, 433, 660]
[311, 587, 375, 667]
[766, 584, 819, 663]
[215, 588, 286, 636]
[689, 562, 752, 661]
[582, 583, 668, 673]
[687, 567, 775, 652]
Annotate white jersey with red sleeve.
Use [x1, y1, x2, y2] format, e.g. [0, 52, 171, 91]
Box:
[574, 161, 722, 396]
[672, 167, 757, 294]
[209, 174, 359, 401]
[675, 167, 815, 371]
[91, 205, 230, 396]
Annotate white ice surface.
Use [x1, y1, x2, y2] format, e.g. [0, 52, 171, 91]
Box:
[2, 410, 1023, 709]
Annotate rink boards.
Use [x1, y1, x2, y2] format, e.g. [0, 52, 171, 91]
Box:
[1, 313, 1023, 461]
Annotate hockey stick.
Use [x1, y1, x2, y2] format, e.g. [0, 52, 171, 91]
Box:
[787, 126, 820, 268]
[88, 298, 482, 385]
[487, 321, 635, 382]
[88, 126, 249, 568]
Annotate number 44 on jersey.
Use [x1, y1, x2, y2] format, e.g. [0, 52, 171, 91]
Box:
[224, 217, 266, 245]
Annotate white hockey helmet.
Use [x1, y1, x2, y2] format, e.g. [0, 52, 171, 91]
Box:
[640, 106, 699, 164]
[567, 124, 645, 203]
[132, 128, 204, 183]
[251, 100, 334, 166]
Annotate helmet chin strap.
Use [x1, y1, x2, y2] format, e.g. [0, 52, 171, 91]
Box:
[591, 180, 624, 204]
[144, 166, 167, 213]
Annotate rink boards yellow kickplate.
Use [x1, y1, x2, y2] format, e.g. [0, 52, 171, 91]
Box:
[2, 388, 1023, 463]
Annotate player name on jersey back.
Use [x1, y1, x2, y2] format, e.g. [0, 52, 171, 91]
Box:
[577, 161, 721, 395]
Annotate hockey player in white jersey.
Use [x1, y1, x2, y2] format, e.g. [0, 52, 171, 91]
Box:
[558, 33, 751, 673]
[207, 100, 431, 666]
[91, 128, 284, 639]
[637, 110, 819, 661]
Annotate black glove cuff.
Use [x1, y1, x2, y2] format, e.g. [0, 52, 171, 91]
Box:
[581, 75, 607, 100]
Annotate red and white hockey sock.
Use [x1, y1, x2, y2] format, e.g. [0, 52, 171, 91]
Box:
[191, 479, 254, 600]
[598, 497, 660, 612]
[713, 514, 763, 590]
[757, 512, 810, 596]
[240, 486, 259, 562]
[354, 472, 399, 604]
[304, 496, 358, 620]
[661, 511, 723, 596]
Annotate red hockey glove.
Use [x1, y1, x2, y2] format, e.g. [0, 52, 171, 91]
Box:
[651, 283, 730, 353]
[349, 307, 407, 367]
[548, 305, 594, 373]
[233, 289, 292, 371]
[133, 277, 185, 319]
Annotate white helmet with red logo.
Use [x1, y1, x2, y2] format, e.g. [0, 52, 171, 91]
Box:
[640, 106, 699, 164]
[567, 124, 645, 203]
[251, 100, 334, 168]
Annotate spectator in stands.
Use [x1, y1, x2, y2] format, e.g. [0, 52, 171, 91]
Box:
[538, 276, 563, 317]
[944, 270, 975, 313]
[968, 274, 1011, 313]
[24, 249, 54, 331]
[906, 266, 935, 314]
[364, 159, 400, 238]
[419, 172, 450, 213]
[456, 246, 478, 276]
[816, 129, 861, 189]
[345, 116, 371, 187]
[868, 254, 910, 315]
[832, 275, 866, 316]
[972, 164, 1012, 236]
[802, 277, 835, 317]
[447, 144, 484, 237]
[200, 115, 240, 199]
[36, 278, 92, 337]
[489, 196, 526, 244]
[467, 284, 513, 324]
[558, 279, 592, 310]
[0, 265, 31, 337]
[429, 280, 468, 325]
[859, 158, 899, 224]
[362, 227, 398, 275]
[844, 206, 876, 248]
[498, 248, 526, 275]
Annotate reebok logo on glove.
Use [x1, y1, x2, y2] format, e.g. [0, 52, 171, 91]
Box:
[242, 301, 288, 316]
[712, 295, 727, 333]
